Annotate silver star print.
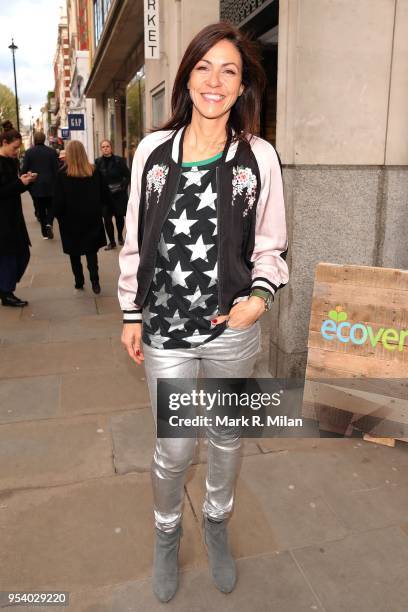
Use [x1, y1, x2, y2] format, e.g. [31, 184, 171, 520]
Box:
[170, 261, 192, 288]
[183, 330, 212, 344]
[149, 328, 166, 349]
[208, 218, 217, 236]
[185, 235, 213, 262]
[184, 286, 212, 309]
[143, 305, 158, 326]
[196, 182, 217, 212]
[168, 209, 197, 237]
[154, 283, 171, 308]
[164, 309, 190, 332]
[171, 193, 184, 210]
[158, 235, 173, 262]
[182, 167, 209, 188]
[203, 262, 217, 287]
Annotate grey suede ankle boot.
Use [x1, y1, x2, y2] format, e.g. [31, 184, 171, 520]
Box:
[152, 523, 183, 602]
[203, 515, 237, 593]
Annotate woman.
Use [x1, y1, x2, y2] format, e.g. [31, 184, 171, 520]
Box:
[58, 149, 66, 169]
[118, 22, 289, 601]
[53, 140, 109, 294]
[95, 140, 131, 250]
[0, 121, 37, 307]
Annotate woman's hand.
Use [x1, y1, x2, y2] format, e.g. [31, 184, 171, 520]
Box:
[20, 173, 37, 186]
[121, 323, 144, 364]
[213, 296, 265, 330]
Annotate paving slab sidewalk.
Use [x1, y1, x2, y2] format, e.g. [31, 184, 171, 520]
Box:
[1, 196, 408, 612]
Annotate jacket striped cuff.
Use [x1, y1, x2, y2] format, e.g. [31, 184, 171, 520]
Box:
[251, 277, 277, 296]
[123, 309, 142, 324]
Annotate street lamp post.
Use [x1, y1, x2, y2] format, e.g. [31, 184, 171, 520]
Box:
[8, 38, 20, 132]
[28, 105, 32, 146]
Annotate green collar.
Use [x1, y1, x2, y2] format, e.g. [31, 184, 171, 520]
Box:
[181, 151, 223, 167]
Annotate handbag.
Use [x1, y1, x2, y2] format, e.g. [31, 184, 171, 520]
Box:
[108, 181, 124, 195]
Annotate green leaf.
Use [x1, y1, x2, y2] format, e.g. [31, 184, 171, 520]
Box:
[328, 310, 339, 321]
[337, 311, 347, 322]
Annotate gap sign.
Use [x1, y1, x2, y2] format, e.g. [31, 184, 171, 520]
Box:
[68, 114, 85, 130]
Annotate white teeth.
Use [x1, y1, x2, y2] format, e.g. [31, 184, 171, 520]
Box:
[202, 94, 224, 101]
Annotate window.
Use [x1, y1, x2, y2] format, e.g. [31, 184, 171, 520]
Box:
[94, 0, 103, 45]
[94, 0, 113, 46]
[103, 0, 112, 17]
[152, 88, 165, 129]
[127, 67, 145, 166]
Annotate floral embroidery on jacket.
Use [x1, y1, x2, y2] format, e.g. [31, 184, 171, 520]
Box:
[231, 166, 257, 217]
[146, 164, 169, 209]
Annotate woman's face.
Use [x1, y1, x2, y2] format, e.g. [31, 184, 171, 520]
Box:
[101, 141, 112, 156]
[1, 139, 21, 158]
[187, 39, 244, 122]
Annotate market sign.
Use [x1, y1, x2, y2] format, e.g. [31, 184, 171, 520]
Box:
[68, 114, 85, 131]
[144, 0, 160, 59]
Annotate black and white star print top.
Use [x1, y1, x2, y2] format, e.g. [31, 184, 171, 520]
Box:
[142, 152, 225, 350]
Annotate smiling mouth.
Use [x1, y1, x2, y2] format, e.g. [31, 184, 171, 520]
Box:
[201, 93, 225, 103]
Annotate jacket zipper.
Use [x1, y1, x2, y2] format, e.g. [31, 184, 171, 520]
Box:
[215, 166, 224, 313]
[137, 167, 183, 306]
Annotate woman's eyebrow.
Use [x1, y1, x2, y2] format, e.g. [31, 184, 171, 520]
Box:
[198, 59, 239, 68]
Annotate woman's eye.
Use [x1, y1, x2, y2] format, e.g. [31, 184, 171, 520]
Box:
[225, 70, 236, 75]
[196, 65, 208, 71]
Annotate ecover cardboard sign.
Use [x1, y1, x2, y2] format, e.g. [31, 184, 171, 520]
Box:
[302, 263, 408, 439]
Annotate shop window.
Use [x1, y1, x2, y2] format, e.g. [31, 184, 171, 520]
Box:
[127, 67, 146, 166]
[107, 97, 115, 150]
[152, 88, 165, 129]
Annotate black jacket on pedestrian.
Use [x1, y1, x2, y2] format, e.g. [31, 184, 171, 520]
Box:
[95, 154, 130, 217]
[0, 155, 31, 255]
[53, 168, 109, 256]
[22, 143, 59, 197]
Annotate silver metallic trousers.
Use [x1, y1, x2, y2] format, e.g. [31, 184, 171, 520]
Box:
[143, 322, 261, 533]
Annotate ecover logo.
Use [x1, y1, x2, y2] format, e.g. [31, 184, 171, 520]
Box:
[320, 305, 408, 351]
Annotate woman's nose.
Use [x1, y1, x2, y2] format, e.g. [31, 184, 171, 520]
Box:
[206, 70, 222, 87]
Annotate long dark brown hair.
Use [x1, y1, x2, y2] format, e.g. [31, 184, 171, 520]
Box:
[157, 22, 266, 142]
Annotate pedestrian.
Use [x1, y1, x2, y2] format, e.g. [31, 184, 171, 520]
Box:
[0, 121, 37, 307]
[95, 139, 130, 250]
[58, 149, 66, 169]
[118, 22, 289, 602]
[53, 140, 109, 294]
[22, 131, 59, 239]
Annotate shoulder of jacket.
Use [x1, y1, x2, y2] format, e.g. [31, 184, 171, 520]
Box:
[244, 134, 280, 172]
[245, 134, 276, 156]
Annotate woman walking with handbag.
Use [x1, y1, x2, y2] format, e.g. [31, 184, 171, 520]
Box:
[119, 22, 289, 602]
[95, 140, 131, 250]
[53, 140, 109, 294]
